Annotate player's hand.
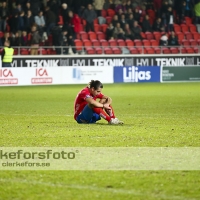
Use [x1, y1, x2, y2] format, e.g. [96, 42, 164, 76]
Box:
[103, 103, 111, 110]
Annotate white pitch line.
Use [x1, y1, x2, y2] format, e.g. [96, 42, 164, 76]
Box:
[0, 178, 198, 200]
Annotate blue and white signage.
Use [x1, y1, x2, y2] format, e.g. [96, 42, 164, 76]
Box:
[114, 66, 161, 83]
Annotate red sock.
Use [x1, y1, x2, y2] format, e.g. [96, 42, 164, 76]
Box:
[93, 107, 111, 122]
[105, 105, 116, 118]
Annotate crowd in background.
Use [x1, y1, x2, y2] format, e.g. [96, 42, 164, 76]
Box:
[0, 0, 199, 54]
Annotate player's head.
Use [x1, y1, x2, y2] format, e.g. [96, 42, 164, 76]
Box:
[88, 80, 103, 96]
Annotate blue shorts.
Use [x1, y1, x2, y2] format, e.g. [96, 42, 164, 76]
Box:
[76, 105, 101, 124]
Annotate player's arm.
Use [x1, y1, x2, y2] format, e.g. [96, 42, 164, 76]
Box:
[85, 97, 104, 108]
[102, 95, 112, 105]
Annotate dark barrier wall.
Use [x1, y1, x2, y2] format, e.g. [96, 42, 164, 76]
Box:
[11, 55, 200, 67]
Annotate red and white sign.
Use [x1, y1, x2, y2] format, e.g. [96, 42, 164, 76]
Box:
[0, 69, 18, 85]
[31, 68, 53, 84]
[0, 66, 113, 86]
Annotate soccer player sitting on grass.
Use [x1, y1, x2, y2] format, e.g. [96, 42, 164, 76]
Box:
[74, 80, 124, 124]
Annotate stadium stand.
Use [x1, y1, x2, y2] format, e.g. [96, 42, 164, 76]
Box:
[0, 0, 199, 55]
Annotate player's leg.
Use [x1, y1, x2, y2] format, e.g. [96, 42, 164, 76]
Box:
[98, 99, 123, 124]
[76, 105, 101, 124]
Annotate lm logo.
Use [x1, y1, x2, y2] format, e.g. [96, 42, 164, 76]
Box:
[123, 66, 151, 82]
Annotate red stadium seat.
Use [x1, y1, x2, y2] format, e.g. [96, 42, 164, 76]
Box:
[88, 31, 97, 40]
[176, 32, 185, 43]
[153, 32, 161, 42]
[173, 24, 181, 33]
[182, 39, 190, 46]
[86, 47, 95, 54]
[104, 47, 113, 54]
[112, 47, 122, 54]
[20, 49, 29, 55]
[107, 9, 115, 17]
[192, 32, 199, 40]
[185, 32, 193, 40]
[106, 16, 112, 24]
[101, 9, 107, 18]
[181, 24, 189, 32]
[94, 47, 103, 54]
[117, 39, 126, 47]
[101, 24, 108, 33]
[140, 32, 146, 39]
[125, 39, 134, 47]
[100, 39, 109, 47]
[91, 39, 100, 47]
[57, 15, 64, 25]
[0, 31, 4, 38]
[153, 47, 161, 54]
[74, 39, 83, 51]
[94, 24, 101, 32]
[185, 17, 192, 25]
[93, 18, 99, 24]
[162, 47, 171, 54]
[145, 32, 154, 40]
[190, 39, 198, 46]
[150, 39, 159, 47]
[143, 39, 151, 47]
[128, 47, 139, 54]
[97, 32, 106, 40]
[83, 39, 92, 47]
[144, 47, 155, 54]
[80, 31, 88, 40]
[108, 39, 117, 47]
[134, 39, 142, 47]
[189, 24, 197, 33]
[170, 47, 179, 54]
[185, 47, 194, 53]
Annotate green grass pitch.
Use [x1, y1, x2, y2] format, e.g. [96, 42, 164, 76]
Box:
[0, 83, 200, 200]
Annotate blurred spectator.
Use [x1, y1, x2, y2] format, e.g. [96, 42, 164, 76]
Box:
[0, 1, 9, 32]
[124, 23, 134, 39]
[160, 32, 168, 46]
[185, 0, 194, 17]
[61, 3, 70, 25]
[113, 22, 125, 39]
[131, 21, 142, 39]
[59, 28, 77, 54]
[166, 6, 174, 32]
[127, 13, 134, 27]
[2, 31, 10, 44]
[34, 11, 45, 37]
[24, 10, 34, 33]
[47, 0, 59, 22]
[45, 6, 56, 36]
[106, 22, 115, 40]
[10, 13, 19, 33]
[125, 8, 133, 19]
[119, 14, 127, 29]
[24, 1, 31, 15]
[153, 17, 164, 32]
[142, 15, 152, 32]
[134, 7, 142, 23]
[1, 40, 14, 68]
[10, 31, 21, 46]
[153, 0, 162, 17]
[112, 15, 120, 27]
[178, 1, 187, 23]
[103, 0, 115, 10]
[30, 25, 41, 55]
[82, 4, 97, 32]
[115, 0, 126, 13]
[126, 0, 133, 10]
[194, 0, 200, 24]
[18, 11, 25, 31]
[93, 0, 104, 17]
[30, 0, 41, 16]
[21, 30, 28, 46]
[70, 11, 81, 36]
[168, 31, 179, 46]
